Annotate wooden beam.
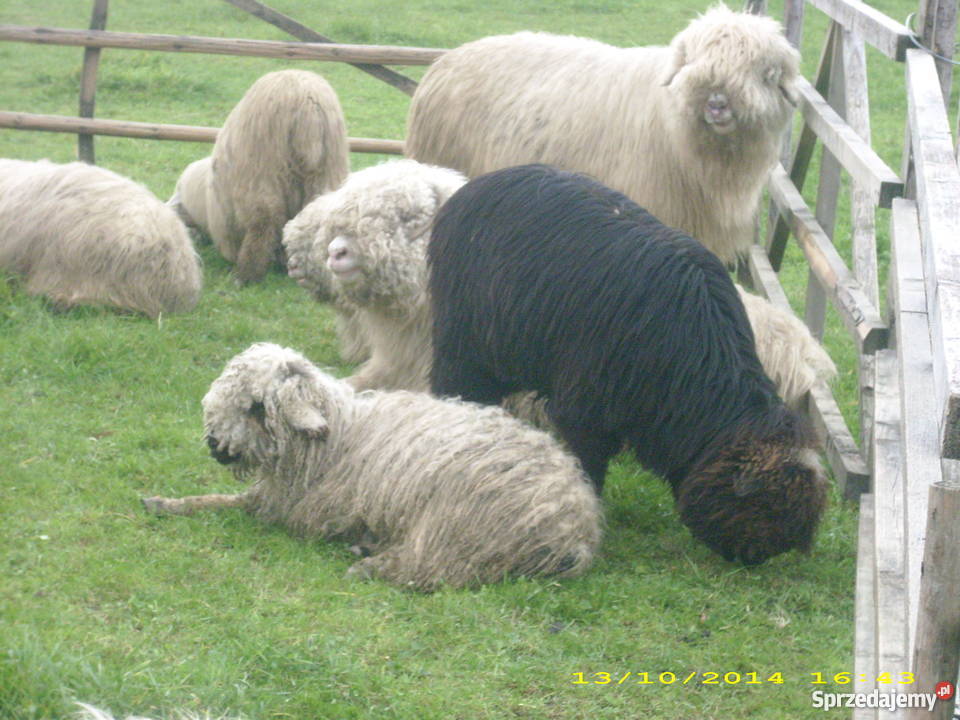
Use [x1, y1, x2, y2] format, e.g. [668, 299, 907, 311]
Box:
[767, 19, 838, 270]
[908, 468, 960, 720]
[0, 111, 405, 154]
[0, 25, 445, 66]
[795, 76, 904, 209]
[746, 246, 869, 498]
[853, 493, 878, 720]
[767, 165, 888, 354]
[905, 50, 960, 459]
[78, 0, 108, 164]
[889, 198, 943, 658]
[805, 0, 915, 61]
[221, 0, 418, 96]
[870, 349, 910, 709]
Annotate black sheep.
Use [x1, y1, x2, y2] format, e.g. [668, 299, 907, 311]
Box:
[428, 164, 827, 565]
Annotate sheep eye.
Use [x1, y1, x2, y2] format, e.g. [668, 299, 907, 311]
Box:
[249, 401, 266, 424]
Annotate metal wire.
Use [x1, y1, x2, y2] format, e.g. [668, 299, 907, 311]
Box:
[905, 12, 960, 66]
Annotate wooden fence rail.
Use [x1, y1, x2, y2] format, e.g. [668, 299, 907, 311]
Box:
[0, 25, 445, 65]
[0, 110, 405, 154]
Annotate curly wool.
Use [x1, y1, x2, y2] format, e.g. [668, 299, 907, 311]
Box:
[283, 159, 467, 390]
[188, 343, 602, 591]
[406, 4, 800, 264]
[173, 69, 349, 284]
[428, 165, 827, 566]
[282, 161, 832, 408]
[0, 158, 202, 318]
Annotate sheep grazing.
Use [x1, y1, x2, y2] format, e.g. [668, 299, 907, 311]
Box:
[284, 159, 468, 390]
[406, 4, 800, 265]
[0, 158, 202, 318]
[173, 69, 349, 284]
[428, 165, 828, 566]
[143, 342, 601, 591]
[283, 160, 832, 407]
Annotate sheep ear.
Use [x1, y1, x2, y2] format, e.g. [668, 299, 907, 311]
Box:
[779, 81, 799, 107]
[661, 42, 686, 87]
[276, 373, 330, 439]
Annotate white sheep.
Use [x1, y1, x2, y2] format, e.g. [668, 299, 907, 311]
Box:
[736, 286, 837, 407]
[405, 4, 801, 265]
[143, 343, 601, 591]
[0, 158, 202, 318]
[282, 159, 833, 407]
[74, 703, 230, 720]
[283, 159, 468, 389]
[171, 69, 349, 284]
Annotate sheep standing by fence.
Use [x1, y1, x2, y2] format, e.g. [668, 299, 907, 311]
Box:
[143, 342, 601, 591]
[0, 158, 202, 318]
[283, 159, 833, 406]
[172, 69, 349, 284]
[428, 165, 827, 566]
[406, 4, 800, 265]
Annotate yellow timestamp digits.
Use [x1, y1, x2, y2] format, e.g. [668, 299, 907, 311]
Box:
[809, 672, 916, 685]
[571, 671, 785, 686]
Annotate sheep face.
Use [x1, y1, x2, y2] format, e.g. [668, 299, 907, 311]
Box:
[677, 438, 828, 566]
[202, 344, 330, 471]
[660, 5, 800, 140]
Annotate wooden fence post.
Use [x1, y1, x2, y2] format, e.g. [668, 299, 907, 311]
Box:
[907, 470, 960, 720]
[78, 0, 108, 163]
[915, 0, 958, 107]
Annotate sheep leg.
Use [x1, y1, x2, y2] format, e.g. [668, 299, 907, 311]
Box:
[234, 217, 281, 285]
[142, 492, 250, 516]
[551, 422, 620, 494]
[346, 545, 430, 591]
[430, 350, 512, 406]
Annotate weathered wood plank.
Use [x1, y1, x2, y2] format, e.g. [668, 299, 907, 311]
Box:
[854, 492, 878, 720]
[767, 20, 839, 269]
[746, 246, 869, 498]
[805, 0, 914, 60]
[915, 0, 958, 106]
[907, 467, 960, 720]
[905, 50, 960, 459]
[889, 198, 943, 659]
[0, 25, 446, 65]
[77, 0, 108, 164]
[795, 75, 904, 209]
[0, 110, 405, 154]
[871, 349, 910, 707]
[221, 0, 418, 96]
[767, 165, 889, 354]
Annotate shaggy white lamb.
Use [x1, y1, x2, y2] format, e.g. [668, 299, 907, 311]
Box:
[736, 286, 837, 406]
[74, 703, 232, 720]
[405, 4, 801, 265]
[170, 69, 349, 284]
[283, 159, 468, 388]
[0, 158, 202, 318]
[143, 343, 601, 591]
[283, 159, 834, 407]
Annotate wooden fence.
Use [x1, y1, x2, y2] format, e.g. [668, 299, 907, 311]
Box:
[1, 1, 959, 717]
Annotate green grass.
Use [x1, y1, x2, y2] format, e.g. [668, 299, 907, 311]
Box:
[0, 1, 940, 718]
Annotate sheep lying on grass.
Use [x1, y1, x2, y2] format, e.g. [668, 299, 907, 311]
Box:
[74, 703, 230, 720]
[406, 4, 800, 264]
[284, 159, 467, 390]
[284, 159, 833, 406]
[0, 158, 202, 318]
[170, 69, 349, 284]
[143, 343, 601, 591]
[428, 165, 827, 566]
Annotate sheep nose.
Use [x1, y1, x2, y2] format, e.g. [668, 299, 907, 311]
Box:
[707, 92, 729, 111]
[328, 237, 350, 261]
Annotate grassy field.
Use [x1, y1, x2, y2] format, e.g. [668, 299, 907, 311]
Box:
[0, 1, 937, 718]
